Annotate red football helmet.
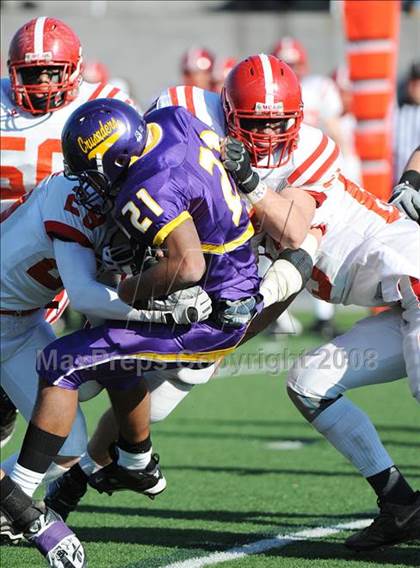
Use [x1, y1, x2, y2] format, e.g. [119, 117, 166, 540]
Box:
[222, 54, 303, 168]
[181, 47, 214, 74]
[271, 37, 308, 78]
[82, 60, 110, 84]
[8, 17, 83, 114]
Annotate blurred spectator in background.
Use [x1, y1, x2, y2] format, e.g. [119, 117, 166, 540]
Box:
[272, 37, 345, 147]
[181, 47, 214, 90]
[394, 62, 420, 184]
[272, 37, 347, 339]
[211, 56, 237, 93]
[82, 59, 110, 84]
[402, 0, 420, 13]
[331, 66, 362, 184]
[82, 58, 136, 104]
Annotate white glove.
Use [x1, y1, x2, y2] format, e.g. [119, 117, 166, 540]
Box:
[389, 183, 420, 223]
[100, 229, 137, 275]
[148, 286, 212, 324]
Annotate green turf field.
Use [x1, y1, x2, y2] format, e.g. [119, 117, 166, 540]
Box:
[2, 310, 419, 567]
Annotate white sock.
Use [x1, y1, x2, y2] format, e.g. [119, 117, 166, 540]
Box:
[9, 463, 45, 497]
[43, 462, 69, 485]
[312, 396, 394, 478]
[117, 447, 152, 470]
[79, 452, 102, 476]
[1, 452, 18, 475]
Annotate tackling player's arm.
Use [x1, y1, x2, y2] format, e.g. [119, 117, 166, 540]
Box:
[221, 137, 316, 248]
[53, 239, 150, 322]
[118, 217, 205, 306]
[250, 186, 316, 248]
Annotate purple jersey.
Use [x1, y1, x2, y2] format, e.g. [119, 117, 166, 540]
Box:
[115, 106, 259, 302]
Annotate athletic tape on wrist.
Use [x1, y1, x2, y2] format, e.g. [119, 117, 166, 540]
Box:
[245, 182, 267, 205]
[299, 233, 319, 261]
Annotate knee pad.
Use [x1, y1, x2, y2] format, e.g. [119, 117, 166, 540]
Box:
[58, 406, 88, 457]
[286, 385, 341, 422]
[146, 374, 194, 423]
[175, 363, 216, 385]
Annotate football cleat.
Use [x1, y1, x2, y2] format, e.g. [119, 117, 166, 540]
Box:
[345, 492, 420, 551]
[25, 505, 87, 567]
[45, 463, 88, 522]
[88, 453, 166, 498]
[307, 318, 342, 341]
[0, 510, 24, 544]
[0, 387, 18, 448]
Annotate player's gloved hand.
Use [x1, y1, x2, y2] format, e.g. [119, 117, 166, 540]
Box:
[217, 296, 258, 328]
[100, 229, 137, 275]
[148, 286, 212, 324]
[221, 136, 260, 194]
[101, 243, 135, 274]
[389, 182, 420, 223]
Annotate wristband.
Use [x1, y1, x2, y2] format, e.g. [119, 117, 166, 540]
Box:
[245, 181, 268, 205]
[278, 248, 314, 286]
[399, 170, 420, 192]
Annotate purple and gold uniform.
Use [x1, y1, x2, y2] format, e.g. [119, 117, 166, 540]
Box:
[116, 107, 258, 302]
[38, 107, 260, 390]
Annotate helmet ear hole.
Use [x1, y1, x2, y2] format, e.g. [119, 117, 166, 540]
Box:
[115, 154, 130, 168]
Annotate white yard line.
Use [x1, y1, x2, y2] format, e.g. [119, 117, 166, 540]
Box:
[161, 519, 372, 568]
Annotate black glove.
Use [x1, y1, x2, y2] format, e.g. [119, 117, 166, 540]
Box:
[221, 137, 260, 194]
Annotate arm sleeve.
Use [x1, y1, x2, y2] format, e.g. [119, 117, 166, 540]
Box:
[53, 240, 144, 321]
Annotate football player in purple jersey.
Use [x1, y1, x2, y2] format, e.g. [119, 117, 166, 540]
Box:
[14, 98, 316, 521]
[8, 98, 264, 507]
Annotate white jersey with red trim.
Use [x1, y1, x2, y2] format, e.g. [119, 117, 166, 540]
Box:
[0, 173, 108, 311]
[267, 174, 420, 307]
[301, 74, 343, 129]
[0, 78, 131, 209]
[153, 85, 343, 192]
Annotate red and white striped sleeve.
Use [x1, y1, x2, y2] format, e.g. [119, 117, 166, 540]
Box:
[287, 124, 342, 188]
[153, 85, 223, 132]
[86, 82, 134, 107]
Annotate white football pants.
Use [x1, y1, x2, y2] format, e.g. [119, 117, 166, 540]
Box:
[0, 311, 88, 456]
[287, 304, 418, 401]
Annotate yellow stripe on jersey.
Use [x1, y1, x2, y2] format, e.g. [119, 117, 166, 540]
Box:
[200, 222, 254, 255]
[153, 211, 192, 246]
[131, 346, 235, 363]
[128, 123, 164, 168]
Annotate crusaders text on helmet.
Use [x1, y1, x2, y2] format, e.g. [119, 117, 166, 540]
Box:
[61, 99, 147, 215]
[222, 54, 303, 168]
[7, 17, 83, 114]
